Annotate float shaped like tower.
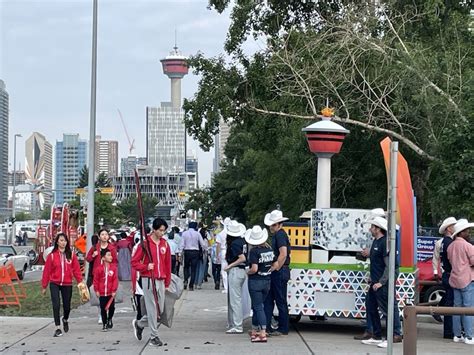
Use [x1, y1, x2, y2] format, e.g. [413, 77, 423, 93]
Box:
[302, 116, 349, 208]
[160, 45, 189, 109]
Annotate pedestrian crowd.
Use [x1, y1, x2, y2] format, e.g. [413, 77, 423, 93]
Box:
[39, 209, 473, 348]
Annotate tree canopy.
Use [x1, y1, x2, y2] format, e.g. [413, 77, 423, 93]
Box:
[184, 1, 473, 225]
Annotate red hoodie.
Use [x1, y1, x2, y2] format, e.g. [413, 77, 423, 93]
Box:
[131, 236, 171, 288]
[42, 250, 82, 289]
[86, 242, 118, 271]
[93, 262, 119, 297]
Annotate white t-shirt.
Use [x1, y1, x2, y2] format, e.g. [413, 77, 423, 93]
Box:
[215, 229, 227, 251]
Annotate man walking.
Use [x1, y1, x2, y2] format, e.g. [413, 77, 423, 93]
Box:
[438, 217, 457, 339]
[263, 209, 291, 336]
[361, 216, 402, 348]
[131, 218, 171, 347]
[447, 219, 474, 345]
[179, 221, 206, 291]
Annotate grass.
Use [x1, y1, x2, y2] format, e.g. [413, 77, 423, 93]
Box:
[0, 281, 83, 317]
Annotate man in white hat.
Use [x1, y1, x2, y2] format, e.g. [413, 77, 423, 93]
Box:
[361, 216, 402, 348]
[263, 209, 291, 336]
[447, 219, 474, 345]
[436, 217, 457, 339]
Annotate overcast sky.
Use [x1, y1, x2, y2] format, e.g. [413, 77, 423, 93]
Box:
[0, 0, 242, 186]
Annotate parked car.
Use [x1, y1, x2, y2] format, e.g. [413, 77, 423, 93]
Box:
[0, 245, 30, 280]
[417, 257, 444, 323]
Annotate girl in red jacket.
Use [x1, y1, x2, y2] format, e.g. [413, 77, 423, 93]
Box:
[93, 248, 119, 331]
[86, 228, 117, 324]
[42, 233, 83, 337]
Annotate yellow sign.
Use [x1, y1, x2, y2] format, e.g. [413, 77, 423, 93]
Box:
[75, 188, 85, 195]
[178, 192, 186, 197]
[100, 187, 114, 194]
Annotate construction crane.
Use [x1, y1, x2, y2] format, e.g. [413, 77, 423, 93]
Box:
[118, 109, 136, 155]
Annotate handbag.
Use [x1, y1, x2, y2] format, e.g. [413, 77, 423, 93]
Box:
[77, 281, 90, 303]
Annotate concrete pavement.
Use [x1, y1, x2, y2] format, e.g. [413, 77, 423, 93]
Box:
[0, 279, 471, 354]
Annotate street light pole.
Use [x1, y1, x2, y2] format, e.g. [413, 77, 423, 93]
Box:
[11, 133, 22, 245]
[86, 0, 98, 263]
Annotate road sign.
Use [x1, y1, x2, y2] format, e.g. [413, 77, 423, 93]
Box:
[100, 187, 114, 194]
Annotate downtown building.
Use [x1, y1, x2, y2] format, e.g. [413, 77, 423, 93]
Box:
[25, 132, 53, 209]
[120, 156, 147, 176]
[0, 80, 8, 213]
[213, 118, 231, 174]
[95, 136, 118, 178]
[55, 134, 87, 204]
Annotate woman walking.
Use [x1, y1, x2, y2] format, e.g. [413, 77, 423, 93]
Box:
[223, 220, 248, 334]
[41, 233, 83, 337]
[245, 226, 274, 342]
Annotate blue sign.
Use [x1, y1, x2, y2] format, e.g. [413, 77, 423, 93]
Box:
[417, 236, 438, 261]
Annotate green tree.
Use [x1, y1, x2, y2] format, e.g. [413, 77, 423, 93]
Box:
[95, 172, 112, 188]
[40, 205, 51, 220]
[118, 195, 159, 224]
[185, 188, 215, 225]
[184, 1, 473, 225]
[15, 212, 32, 222]
[78, 165, 88, 188]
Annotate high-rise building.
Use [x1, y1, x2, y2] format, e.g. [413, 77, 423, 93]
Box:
[120, 156, 147, 176]
[95, 136, 118, 178]
[186, 155, 198, 187]
[8, 171, 26, 186]
[146, 103, 186, 173]
[55, 134, 87, 204]
[0, 80, 8, 212]
[213, 119, 231, 174]
[146, 45, 189, 174]
[25, 132, 53, 208]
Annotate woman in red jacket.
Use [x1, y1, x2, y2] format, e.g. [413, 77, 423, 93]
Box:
[86, 228, 117, 324]
[93, 248, 119, 332]
[42, 233, 83, 337]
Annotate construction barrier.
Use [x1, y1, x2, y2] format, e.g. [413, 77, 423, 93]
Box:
[5, 263, 26, 298]
[0, 266, 21, 307]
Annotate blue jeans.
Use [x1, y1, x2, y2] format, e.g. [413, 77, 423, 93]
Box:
[453, 282, 473, 339]
[264, 266, 290, 333]
[366, 284, 401, 338]
[249, 278, 271, 330]
[440, 272, 454, 337]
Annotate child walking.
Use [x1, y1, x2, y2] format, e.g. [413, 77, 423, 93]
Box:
[93, 248, 119, 331]
[245, 226, 274, 343]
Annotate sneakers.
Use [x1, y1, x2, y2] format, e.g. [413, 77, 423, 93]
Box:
[464, 337, 474, 345]
[361, 337, 383, 345]
[98, 314, 102, 324]
[215, 283, 220, 290]
[453, 335, 465, 343]
[354, 331, 373, 340]
[149, 337, 163, 347]
[107, 319, 113, 329]
[102, 325, 108, 332]
[62, 317, 69, 333]
[189, 286, 194, 291]
[53, 329, 63, 337]
[375, 335, 403, 348]
[133, 319, 144, 341]
[226, 328, 243, 334]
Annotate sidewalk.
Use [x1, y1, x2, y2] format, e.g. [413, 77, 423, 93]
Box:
[0, 279, 471, 354]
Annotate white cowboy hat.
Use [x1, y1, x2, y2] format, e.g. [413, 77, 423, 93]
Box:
[370, 208, 386, 218]
[226, 220, 247, 237]
[363, 216, 388, 232]
[222, 217, 231, 226]
[245, 226, 269, 246]
[264, 210, 289, 226]
[451, 219, 474, 238]
[438, 217, 457, 234]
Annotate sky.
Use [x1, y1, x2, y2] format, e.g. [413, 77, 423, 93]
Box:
[0, 0, 239, 186]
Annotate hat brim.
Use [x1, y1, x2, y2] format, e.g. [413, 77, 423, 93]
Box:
[245, 229, 268, 245]
[439, 222, 456, 234]
[264, 214, 289, 226]
[227, 224, 247, 237]
[363, 219, 387, 231]
[452, 223, 474, 238]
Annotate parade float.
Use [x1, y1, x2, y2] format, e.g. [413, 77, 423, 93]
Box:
[285, 108, 417, 321]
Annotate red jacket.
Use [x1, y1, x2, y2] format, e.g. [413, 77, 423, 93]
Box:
[42, 250, 82, 289]
[93, 262, 119, 297]
[86, 242, 118, 273]
[131, 237, 171, 288]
